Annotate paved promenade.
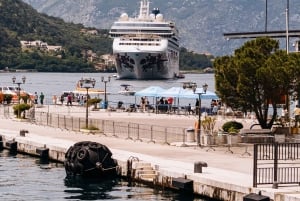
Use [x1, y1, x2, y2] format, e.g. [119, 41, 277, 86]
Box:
[1, 105, 300, 201]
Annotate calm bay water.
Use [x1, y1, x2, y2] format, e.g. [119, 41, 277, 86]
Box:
[0, 72, 215, 107]
[0, 73, 216, 201]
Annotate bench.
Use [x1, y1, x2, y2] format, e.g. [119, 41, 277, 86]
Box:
[241, 129, 274, 143]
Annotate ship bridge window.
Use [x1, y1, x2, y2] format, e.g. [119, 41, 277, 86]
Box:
[118, 42, 160, 46]
[110, 29, 172, 34]
[114, 22, 170, 27]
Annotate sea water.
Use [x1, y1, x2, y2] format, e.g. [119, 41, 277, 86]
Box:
[0, 150, 211, 201]
[0, 72, 216, 108]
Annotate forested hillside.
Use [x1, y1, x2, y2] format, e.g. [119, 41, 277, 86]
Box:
[0, 0, 213, 72]
[0, 0, 112, 72]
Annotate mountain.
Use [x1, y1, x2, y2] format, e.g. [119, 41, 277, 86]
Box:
[22, 0, 300, 56]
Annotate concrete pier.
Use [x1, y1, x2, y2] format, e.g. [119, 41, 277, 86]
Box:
[0, 105, 300, 201]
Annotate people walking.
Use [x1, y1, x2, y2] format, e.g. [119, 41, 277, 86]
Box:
[294, 105, 300, 127]
[67, 93, 72, 106]
[195, 98, 199, 115]
[34, 92, 38, 104]
[60, 94, 64, 105]
[52, 95, 57, 105]
[39, 92, 45, 105]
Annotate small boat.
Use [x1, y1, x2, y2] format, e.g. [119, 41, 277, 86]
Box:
[118, 84, 136, 96]
[182, 81, 197, 89]
[175, 73, 185, 79]
[74, 81, 105, 94]
[112, 74, 119, 79]
[0, 86, 34, 103]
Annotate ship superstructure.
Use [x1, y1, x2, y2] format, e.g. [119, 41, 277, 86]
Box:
[109, 0, 180, 79]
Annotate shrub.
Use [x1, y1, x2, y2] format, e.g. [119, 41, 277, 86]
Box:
[87, 125, 99, 130]
[4, 94, 13, 104]
[201, 116, 217, 135]
[20, 94, 30, 103]
[81, 125, 99, 130]
[222, 121, 243, 133]
[13, 103, 31, 118]
[87, 98, 101, 108]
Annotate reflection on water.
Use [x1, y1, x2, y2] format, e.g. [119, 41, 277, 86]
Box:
[64, 176, 203, 201]
[0, 150, 211, 201]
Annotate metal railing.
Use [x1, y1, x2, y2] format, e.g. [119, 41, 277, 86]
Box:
[2, 108, 186, 145]
[253, 142, 300, 188]
[0, 104, 200, 146]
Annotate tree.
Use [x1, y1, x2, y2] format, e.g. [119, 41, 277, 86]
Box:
[214, 37, 300, 129]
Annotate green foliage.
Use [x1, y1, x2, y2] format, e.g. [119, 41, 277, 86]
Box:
[214, 37, 300, 129]
[0, 0, 112, 72]
[3, 94, 13, 104]
[201, 116, 217, 135]
[13, 103, 31, 118]
[82, 125, 99, 130]
[179, 47, 213, 70]
[20, 94, 30, 103]
[87, 125, 99, 130]
[222, 121, 243, 133]
[87, 98, 101, 108]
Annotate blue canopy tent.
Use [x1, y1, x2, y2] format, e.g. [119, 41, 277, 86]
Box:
[134, 86, 218, 113]
[157, 87, 219, 113]
[134, 86, 166, 97]
[157, 87, 218, 99]
[157, 87, 187, 99]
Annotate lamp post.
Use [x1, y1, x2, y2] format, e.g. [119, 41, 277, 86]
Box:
[193, 83, 208, 147]
[101, 76, 111, 109]
[12, 75, 26, 118]
[79, 78, 96, 129]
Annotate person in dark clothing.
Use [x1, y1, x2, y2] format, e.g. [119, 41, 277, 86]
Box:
[67, 94, 72, 106]
[39, 92, 44, 105]
[195, 99, 199, 115]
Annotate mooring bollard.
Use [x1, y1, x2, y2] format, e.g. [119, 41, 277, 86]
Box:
[6, 140, 17, 152]
[194, 161, 208, 173]
[172, 177, 193, 192]
[20, 129, 29, 137]
[243, 192, 270, 201]
[0, 135, 3, 150]
[36, 147, 49, 159]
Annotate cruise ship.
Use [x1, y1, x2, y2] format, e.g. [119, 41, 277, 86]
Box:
[109, 0, 180, 80]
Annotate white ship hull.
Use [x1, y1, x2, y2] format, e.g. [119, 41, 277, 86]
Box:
[114, 52, 178, 80]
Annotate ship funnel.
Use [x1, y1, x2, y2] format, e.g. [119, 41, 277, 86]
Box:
[152, 8, 160, 16]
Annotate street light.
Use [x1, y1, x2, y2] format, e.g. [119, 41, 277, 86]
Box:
[79, 78, 96, 129]
[101, 76, 111, 109]
[193, 83, 208, 147]
[12, 75, 26, 118]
